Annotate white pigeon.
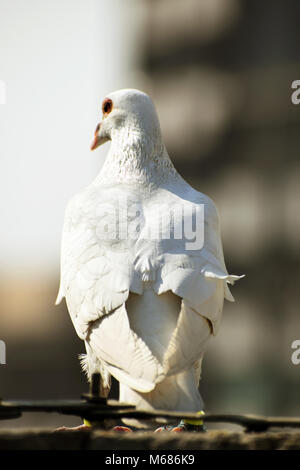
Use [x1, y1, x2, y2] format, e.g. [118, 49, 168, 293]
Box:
[56, 89, 242, 428]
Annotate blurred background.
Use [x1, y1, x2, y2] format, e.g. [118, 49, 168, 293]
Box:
[1, 0, 300, 429]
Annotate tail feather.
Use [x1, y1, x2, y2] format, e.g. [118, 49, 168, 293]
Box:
[120, 367, 203, 428]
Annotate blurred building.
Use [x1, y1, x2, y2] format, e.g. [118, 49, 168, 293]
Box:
[140, 0, 300, 416]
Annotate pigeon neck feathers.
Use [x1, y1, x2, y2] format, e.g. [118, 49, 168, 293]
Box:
[96, 125, 178, 187]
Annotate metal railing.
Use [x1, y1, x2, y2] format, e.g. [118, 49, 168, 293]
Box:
[1, 374, 300, 432]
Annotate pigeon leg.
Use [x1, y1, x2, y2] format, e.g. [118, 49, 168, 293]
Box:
[155, 411, 206, 433]
[55, 419, 133, 432]
[54, 424, 90, 432]
[54, 418, 92, 432]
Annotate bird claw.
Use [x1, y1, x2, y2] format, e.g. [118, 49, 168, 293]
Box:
[155, 420, 207, 433]
[54, 424, 91, 432]
[112, 425, 133, 432]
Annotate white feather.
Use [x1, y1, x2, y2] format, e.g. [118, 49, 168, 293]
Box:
[57, 89, 243, 414]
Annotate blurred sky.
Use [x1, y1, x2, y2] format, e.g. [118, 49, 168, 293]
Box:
[0, 0, 145, 275]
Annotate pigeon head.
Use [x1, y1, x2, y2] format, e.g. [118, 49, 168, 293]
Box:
[91, 89, 162, 151]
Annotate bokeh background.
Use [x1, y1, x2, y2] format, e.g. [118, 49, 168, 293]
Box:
[1, 0, 300, 428]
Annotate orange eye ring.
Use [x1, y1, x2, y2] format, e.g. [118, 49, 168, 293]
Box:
[102, 98, 113, 116]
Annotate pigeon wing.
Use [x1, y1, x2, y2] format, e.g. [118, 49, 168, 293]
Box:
[56, 188, 164, 392]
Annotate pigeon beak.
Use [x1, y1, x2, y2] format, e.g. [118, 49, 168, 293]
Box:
[90, 122, 108, 151]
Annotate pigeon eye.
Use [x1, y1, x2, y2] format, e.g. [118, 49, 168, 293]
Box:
[102, 98, 113, 116]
